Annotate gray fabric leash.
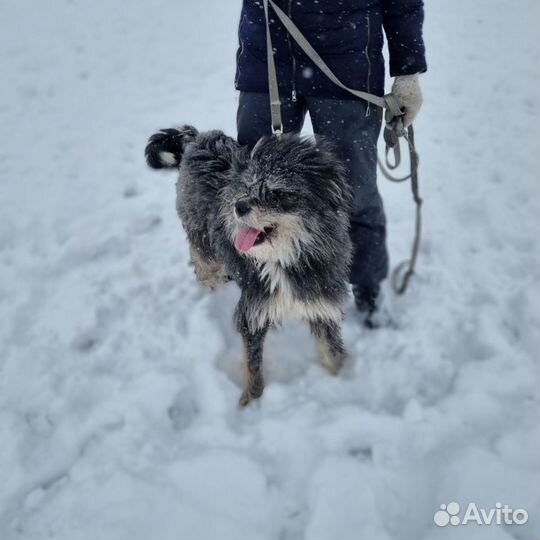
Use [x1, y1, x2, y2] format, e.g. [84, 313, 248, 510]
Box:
[262, 0, 423, 295]
[263, 0, 283, 134]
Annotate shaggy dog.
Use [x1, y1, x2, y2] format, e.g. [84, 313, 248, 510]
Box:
[145, 126, 352, 405]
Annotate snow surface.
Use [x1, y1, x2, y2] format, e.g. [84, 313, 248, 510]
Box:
[1, 1, 539, 539]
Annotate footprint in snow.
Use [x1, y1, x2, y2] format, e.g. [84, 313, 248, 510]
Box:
[123, 184, 140, 198]
[128, 215, 162, 235]
[71, 329, 101, 353]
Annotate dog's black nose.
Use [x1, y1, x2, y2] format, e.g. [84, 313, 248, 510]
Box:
[235, 200, 251, 217]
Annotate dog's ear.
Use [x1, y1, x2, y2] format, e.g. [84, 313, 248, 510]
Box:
[145, 125, 198, 169]
[306, 137, 352, 211]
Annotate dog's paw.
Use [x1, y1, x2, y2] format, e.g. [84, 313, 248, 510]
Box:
[239, 377, 264, 407]
[239, 390, 252, 407]
[320, 350, 346, 375]
[239, 388, 264, 407]
[145, 125, 198, 169]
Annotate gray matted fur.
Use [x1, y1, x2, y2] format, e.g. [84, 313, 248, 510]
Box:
[145, 125, 352, 405]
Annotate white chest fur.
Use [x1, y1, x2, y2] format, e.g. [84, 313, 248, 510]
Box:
[247, 262, 342, 330]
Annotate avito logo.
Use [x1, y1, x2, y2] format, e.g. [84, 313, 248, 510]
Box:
[434, 502, 528, 527]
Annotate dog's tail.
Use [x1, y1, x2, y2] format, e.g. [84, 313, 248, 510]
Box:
[145, 125, 199, 169]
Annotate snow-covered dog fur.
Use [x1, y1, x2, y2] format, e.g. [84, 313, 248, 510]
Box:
[145, 126, 352, 405]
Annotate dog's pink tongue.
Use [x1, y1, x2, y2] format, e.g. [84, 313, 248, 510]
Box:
[235, 226, 261, 252]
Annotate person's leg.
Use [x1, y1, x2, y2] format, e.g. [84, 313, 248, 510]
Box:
[307, 98, 388, 299]
[237, 92, 307, 148]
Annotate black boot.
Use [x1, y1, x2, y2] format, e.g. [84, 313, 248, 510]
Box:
[352, 284, 380, 328]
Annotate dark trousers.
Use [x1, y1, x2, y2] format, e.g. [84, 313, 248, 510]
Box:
[237, 92, 388, 288]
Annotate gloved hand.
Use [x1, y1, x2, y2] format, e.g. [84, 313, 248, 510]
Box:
[391, 74, 423, 128]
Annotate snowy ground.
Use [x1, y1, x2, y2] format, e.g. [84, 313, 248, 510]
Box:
[1, 1, 539, 539]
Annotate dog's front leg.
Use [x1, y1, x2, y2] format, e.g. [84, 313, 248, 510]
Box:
[236, 307, 268, 406]
[189, 247, 227, 291]
[310, 319, 346, 375]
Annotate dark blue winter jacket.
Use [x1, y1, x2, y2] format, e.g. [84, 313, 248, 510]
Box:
[235, 0, 427, 100]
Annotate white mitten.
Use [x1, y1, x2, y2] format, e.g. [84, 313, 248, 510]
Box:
[391, 73, 423, 128]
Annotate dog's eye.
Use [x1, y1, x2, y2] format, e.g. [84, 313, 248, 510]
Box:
[266, 189, 298, 211]
[265, 189, 282, 205]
